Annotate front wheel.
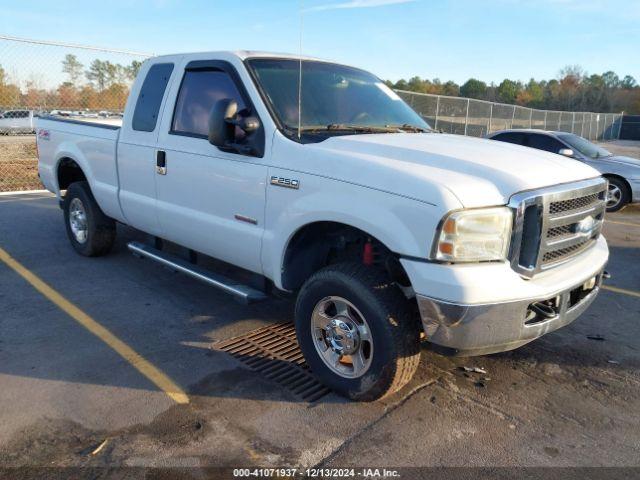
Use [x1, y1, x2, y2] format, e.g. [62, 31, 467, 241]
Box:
[295, 263, 421, 401]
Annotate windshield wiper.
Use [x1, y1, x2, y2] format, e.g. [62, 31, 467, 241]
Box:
[285, 124, 400, 134]
[284, 123, 420, 136]
[385, 123, 430, 133]
[325, 124, 399, 133]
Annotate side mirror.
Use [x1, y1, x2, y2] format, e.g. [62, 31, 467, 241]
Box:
[208, 98, 238, 147]
[558, 148, 574, 158]
[208, 98, 262, 156]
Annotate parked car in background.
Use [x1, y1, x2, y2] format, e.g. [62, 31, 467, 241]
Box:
[0, 109, 36, 134]
[487, 129, 640, 212]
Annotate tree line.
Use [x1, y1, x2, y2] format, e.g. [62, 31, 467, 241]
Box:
[0, 54, 143, 111]
[1, 56, 638, 115]
[386, 66, 640, 114]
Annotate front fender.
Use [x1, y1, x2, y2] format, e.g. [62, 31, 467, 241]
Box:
[262, 170, 460, 289]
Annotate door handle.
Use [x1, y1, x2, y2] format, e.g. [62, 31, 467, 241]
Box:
[156, 150, 167, 175]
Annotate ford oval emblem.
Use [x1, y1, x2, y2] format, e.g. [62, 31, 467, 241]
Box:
[576, 216, 595, 235]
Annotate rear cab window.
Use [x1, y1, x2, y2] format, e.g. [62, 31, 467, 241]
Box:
[132, 63, 175, 132]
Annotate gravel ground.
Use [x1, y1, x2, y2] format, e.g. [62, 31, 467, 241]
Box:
[597, 140, 640, 158]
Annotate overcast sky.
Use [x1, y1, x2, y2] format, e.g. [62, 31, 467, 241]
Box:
[1, 0, 638, 84]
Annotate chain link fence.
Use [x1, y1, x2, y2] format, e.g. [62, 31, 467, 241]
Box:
[0, 35, 625, 193]
[397, 90, 623, 141]
[0, 35, 150, 192]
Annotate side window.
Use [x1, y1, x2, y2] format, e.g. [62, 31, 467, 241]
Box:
[132, 63, 174, 132]
[492, 132, 525, 145]
[525, 134, 565, 153]
[171, 69, 245, 137]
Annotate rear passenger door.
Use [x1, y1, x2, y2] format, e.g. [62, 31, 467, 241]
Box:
[117, 61, 175, 236]
[154, 60, 267, 274]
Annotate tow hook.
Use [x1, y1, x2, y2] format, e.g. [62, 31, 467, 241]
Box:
[603, 271, 611, 280]
[529, 302, 557, 320]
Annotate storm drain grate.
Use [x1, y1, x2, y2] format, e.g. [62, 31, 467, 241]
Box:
[213, 322, 331, 402]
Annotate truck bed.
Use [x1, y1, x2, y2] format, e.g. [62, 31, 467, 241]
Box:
[39, 115, 122, 130]
[36, 115, 123, 222]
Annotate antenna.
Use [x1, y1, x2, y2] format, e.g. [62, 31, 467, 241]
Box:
[297, 0, 303, 139]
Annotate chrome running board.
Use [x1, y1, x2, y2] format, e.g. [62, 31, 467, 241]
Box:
[127, 241, 267, 304]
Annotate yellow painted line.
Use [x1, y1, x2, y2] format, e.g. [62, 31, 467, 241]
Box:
[602, 285, 640, 299]
[0, 246, 189, 404]
[604, 220, 640, 228]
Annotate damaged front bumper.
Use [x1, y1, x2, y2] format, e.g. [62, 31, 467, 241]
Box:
[416, 269, 606, 356]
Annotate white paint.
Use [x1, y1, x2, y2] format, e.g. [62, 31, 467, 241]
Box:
[35, 50, 608, 310]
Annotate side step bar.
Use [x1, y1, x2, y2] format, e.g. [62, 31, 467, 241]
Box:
[127, 241, 267, 304]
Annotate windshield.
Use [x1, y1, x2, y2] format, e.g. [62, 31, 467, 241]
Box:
[557, 133, 612, 159]
[247, 58, 430, 140]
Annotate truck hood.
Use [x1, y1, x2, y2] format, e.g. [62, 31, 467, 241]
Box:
[304, 133, 601, 208]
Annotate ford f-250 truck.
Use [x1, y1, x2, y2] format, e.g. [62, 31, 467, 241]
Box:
[37, 51, 609, 401]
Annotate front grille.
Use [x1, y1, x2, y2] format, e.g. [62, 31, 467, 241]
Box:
[542, 237, 594, 262]
[547, 224, 573, 238]
[549, 193, 600, 215]
[510, 178, 607, 277]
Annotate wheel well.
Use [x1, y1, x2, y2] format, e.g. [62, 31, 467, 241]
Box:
[281, 221, 411, 291]
[57, 158, 87, 192]
[603, 174, 631, 196]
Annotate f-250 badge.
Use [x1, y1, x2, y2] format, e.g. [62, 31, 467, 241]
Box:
[270, 176, 300, 189]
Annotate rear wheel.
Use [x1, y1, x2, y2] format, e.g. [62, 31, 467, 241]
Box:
[605, 177, 630, 212]
[295, 263, 421, 401]
[63, 181, 116, 256]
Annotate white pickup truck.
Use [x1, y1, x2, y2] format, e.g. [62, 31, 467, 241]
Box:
[37, 51, 609, 401]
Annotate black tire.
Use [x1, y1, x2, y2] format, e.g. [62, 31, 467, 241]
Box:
[605, 177, 630, 212]
[63, 181, 116, 256]
[295, 263, 421, 401]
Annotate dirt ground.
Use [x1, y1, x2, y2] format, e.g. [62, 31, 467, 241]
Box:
[0, 135, 41, 192]
[597, 139, 640, 158]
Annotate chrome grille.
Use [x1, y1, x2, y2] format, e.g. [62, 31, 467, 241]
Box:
[542, 237, 593, 263]
[549, 193, 600, 215]
[547, 224, 573, 238]
[509, 178, 607, 277]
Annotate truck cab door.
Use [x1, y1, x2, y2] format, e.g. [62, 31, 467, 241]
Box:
[117, 62, 175, 236]
[154, 60, 268, 274]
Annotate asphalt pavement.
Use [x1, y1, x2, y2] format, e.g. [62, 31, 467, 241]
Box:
[0, 192, 638, 477]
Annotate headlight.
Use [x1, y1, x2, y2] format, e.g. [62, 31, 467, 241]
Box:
[433, 207, 513, 262]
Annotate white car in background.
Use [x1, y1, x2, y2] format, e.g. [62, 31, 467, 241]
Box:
[0, 110, 36, 134]
[488, 129, 640, 212]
